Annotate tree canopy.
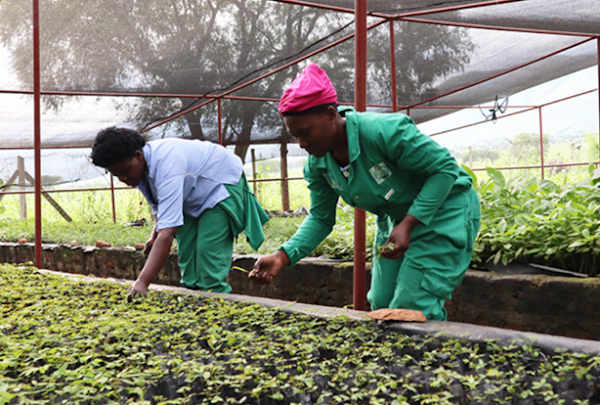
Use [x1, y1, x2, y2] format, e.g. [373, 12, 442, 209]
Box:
[0, 0, 474, 160]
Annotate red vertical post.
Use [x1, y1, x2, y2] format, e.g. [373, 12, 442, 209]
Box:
[110, 175, 116, 224]
[539, 107, 545, 179]
[218, 98, 223, 145]
[353, 0, 367, 311]
[280, 143, 290, 212]
[33, 0, 42, 268]
[389, 20, 398, 113]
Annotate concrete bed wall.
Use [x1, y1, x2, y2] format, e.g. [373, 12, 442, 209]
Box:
[1, 242, 599, 341]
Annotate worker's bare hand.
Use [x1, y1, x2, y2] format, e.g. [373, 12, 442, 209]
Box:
[381, 215, 421, 260]
[249, 251, 290, 283]
[127, 279, 149, 297]
[143, 237, 155, 256]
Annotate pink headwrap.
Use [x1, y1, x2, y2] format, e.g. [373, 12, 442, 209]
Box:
[278, 63, 338, 115]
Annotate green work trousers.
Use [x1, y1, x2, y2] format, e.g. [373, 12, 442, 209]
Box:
[176, 205, 234, 293]
[175, 175, 269, 293]
[367, 187, 481, 320]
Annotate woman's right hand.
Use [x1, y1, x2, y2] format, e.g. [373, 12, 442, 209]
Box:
[249, 250, 290, 283]
[143, 237, 155, 256]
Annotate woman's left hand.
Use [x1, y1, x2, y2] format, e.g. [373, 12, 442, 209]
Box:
[380, 215, 421, 260]
[127, 279, 149, 297]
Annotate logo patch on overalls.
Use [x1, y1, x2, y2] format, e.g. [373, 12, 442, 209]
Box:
[322, 173, 344, 192]
[369, 162, 392, 185]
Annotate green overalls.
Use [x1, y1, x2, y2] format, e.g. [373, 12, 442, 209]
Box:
[280, 107, 481, 320]
[176, 174, 269, 293]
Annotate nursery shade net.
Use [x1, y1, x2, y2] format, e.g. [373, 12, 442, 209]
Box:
[0, 0, 598, 149]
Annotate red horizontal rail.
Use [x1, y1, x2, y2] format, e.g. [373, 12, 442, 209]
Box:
[2, 87, 595, 150]
[0, 88, 401, 110]
[470, 161, 600, 172]
[407, 37, 595, 109]
[401, 16, 600, 38]
[0, 186, 131, 196]
[0, 177, 307, 195]
[271, 0, 525, 21]
[269, 0, 387, 18]
[429, 106, 538, 137]
[429, 88, 598, 137]
[246, 176, 304, 183]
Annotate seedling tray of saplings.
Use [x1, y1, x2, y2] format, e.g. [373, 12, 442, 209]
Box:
[1, 264, 600, 405]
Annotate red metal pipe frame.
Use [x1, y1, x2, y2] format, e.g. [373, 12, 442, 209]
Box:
[401, 16, 600, 39]
[0, 89, 535, 110]
[13, 0, 596, 264]
[269, 0, 386, 18]
[429, 106, 538, 137]
[10, 157, 600, 197]
[218, 99, 223, 145]
[32, 0, 42, 268]
[272, 0, 524, 22]
[539, 107, 545, 179]
[5, 86, 595, 150]
[470, 161, 600, 172]
[389, 20, 398, 113]
[354, 0, 367, 311]
[0, 178, 307, 196]
[428, 88, 598, 137]
[405, 37, 594, 110]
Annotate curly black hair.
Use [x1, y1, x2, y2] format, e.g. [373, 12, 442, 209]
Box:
[90, 127, 146, 168]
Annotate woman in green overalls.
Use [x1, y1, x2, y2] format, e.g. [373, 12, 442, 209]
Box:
[250, 64, 480, 320]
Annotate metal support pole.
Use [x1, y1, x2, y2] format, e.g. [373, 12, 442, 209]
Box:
[110, 175, 116, 224]
[218, 98, 223, 145]
[33, 0, 42, 268]
[17, 156, 27, 220]
[598, 39, 600, 163]
[539, 107, 545, 179]
[251, 148, 258, 197]
[354, 0, 368, 311]
[389, 20, 398, 113]
[280, 143, 290, 212]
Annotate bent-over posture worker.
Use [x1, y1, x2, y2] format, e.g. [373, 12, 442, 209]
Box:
[91, 128, 269, 296]
[250, 64, 480, 320]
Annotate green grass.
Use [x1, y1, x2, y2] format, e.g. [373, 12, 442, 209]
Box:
[0, 206, 376, 260]
[0, 218, 152, 247]
[251, 166, 310, 211]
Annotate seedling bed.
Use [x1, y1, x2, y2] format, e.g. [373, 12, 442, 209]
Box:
[1, 264, 600, 405]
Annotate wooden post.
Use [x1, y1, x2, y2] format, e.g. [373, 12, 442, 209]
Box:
[110, 175, 116, 224]
[0, 171, 18, 204]
[280, 143, 290, 212]
[469, 146, 473, 168]
[251, 148, 258, 197]
[17, 156, 26, 220]
[23, 172, 72, 222]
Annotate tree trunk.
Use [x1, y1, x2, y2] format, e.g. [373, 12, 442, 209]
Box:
[184, 110, 205, 140]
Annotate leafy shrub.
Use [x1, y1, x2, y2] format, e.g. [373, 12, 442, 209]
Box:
[470, 166, 600, 275]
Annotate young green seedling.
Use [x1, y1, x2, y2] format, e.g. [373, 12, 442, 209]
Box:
[375, 242, 396, 259]
[231, 266, 251, 274]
